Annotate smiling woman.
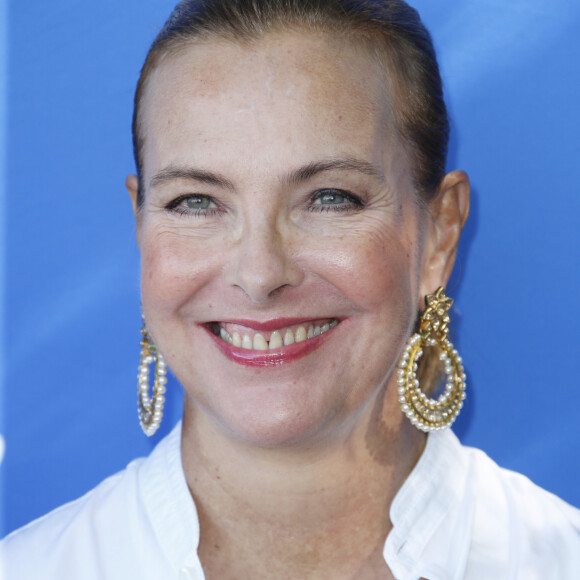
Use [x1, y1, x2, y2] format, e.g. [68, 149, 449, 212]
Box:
[129, 29, 446, 454]
[2, 0, 580, 579]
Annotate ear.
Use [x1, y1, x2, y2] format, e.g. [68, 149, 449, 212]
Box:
[126, 174, 140, 216]
[419, 170, 470, 301]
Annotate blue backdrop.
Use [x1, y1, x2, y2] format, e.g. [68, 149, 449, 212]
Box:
[1, 0, 579, 535]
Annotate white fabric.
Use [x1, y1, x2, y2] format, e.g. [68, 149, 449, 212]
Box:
[385, 429, 580, 579]
[1, 423, 579, 579]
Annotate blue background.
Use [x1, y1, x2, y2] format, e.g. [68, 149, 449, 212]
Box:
[1, 0, 579, 535]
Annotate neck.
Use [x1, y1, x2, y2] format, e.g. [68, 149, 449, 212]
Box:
[180, 383, 426, 578]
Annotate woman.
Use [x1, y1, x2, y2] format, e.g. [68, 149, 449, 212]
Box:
[2, 0, 579, 578]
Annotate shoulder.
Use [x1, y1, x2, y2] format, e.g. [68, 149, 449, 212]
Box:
[1, 458, 143, 578]
[0, 423, 199, 580]
[460, 437, 580, 526]
[452, 432, 580, 577]
[388, 429, 580, 580]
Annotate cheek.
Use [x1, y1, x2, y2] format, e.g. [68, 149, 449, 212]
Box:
[309, 222, 420, 314]
[139, 224, 221, 314]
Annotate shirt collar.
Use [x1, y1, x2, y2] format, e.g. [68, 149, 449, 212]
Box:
[384, 429, 474, 580]
[139, 423, 474, 579]
[139, 422, 203, 575]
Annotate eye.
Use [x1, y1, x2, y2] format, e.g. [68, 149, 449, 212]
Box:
[165, 194, 220, 216]
[184, 195, 212, 210]
[309, 189, 363, 212]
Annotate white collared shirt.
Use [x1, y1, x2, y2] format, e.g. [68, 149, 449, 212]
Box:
[2, 423, 579, 579]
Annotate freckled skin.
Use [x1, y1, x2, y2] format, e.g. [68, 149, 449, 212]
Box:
[132, 31, 439, 449]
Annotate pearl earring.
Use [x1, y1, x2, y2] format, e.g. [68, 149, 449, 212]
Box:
[398, 287, 466, 432]
[138, 322, 167, 436]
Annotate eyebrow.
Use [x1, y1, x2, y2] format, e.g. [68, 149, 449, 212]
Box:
[150, 167, 235, 191]
[149, 157, 384, 191]
[284, 158, 385, 185]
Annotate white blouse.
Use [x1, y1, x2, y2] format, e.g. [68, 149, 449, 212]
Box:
[2, 422, 579, 579]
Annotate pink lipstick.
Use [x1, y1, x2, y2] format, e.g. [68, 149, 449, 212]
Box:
[203, 318, 338, 367]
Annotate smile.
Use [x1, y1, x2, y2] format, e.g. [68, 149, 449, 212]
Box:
[209, 319, 339, 350]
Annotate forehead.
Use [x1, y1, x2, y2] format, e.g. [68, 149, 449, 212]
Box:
[140, 31, 401, 180]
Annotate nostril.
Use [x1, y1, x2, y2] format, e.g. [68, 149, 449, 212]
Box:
[265, 284, 290, 299]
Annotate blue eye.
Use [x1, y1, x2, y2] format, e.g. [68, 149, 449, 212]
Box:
[185, 195, 212, 210]
[166, 194, 219, 216]
[318, 191, 347, 205]
[310, 189, 363, 212]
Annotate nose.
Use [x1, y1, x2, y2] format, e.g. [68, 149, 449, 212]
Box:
[226, 214, 303, 303]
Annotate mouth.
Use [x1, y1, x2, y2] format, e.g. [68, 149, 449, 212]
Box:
[204, 318, 340, 366]
[208, 319, 339, 350]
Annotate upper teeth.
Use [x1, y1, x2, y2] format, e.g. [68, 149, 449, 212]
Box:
[219, 320, 337, 350]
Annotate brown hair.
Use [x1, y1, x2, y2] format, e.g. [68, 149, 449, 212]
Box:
[131, 0, 449, 208]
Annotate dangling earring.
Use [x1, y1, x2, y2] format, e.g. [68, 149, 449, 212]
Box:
[138, 322, 167, 436]
[397, 287, 466, 432]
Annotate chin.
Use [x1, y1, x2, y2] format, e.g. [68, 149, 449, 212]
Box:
[203, 393, 342, 449]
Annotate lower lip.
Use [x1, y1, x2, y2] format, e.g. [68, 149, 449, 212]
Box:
[205, 326, 334, 367]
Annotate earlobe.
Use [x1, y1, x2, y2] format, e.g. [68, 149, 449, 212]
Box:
[126, 174, 140, 216]
[420, 170, 470, 298]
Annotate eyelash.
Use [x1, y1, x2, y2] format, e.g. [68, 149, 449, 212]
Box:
[165, 194, 222, 217]
[307, 189, 364, 213]
[164, 188, 364, 217]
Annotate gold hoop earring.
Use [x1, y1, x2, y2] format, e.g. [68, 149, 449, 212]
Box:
[398, 287, 466, 432]
[138, 323, 167, 437]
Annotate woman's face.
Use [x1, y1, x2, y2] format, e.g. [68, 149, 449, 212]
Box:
[132, 32, 442, 447]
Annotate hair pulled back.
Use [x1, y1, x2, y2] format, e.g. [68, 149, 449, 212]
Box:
[131, 0, 449, 208]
